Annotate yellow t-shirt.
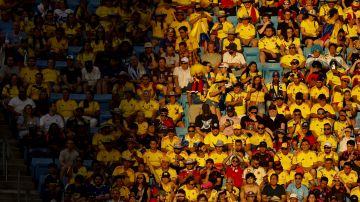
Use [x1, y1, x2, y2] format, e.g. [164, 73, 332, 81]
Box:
[151, 20, 168, 39]
[333, 86, 351, 104]
[310, 103, 335, 116]
[170, 20, 191, 38]
[112, 166, 135, 183]
[1, 85, 19, 98]
[204, 132, 230, 148]
[210, 21, 234, 40]
[76, 52, 96, 67]
[292, 150, 317, 168]
[236, 23, 256, 40]
[155, 168, 178, 180]
[287, 82, 309, 101]
[42, 68, 60, 84]
[119, 98, 137, 118]
[175, 36, 199, 52]
[161, 136, 181, 152]
[62, 23, 81, 36]
[184, 133, 203, 148]
[121, 150, 143, 166]
[326, 71, 341, 87]
[310, 86, 330, 100]
[20, 67, 39, 85]
[317, 168, 338, 185]
[338, 170, 358, 184]
[91, 40, 105, 53]
[350, 187, 360, 199]
[236, 6, 259, 22]
[206, 84, 223, 103]
[258, 36, 282, 53]
[135, 121, 148, 136]
[215, 72, 237, 85]
[246, 133, 273, 148]
[309, 118, 332, 137]
[26, 83, 50, 101]
[56, 99, 78, 119]
[246, 85, 266, 103]
[190, 152, 209, 168]
[317, 135, 338, 151]
[135, 100, 159, 119]
[166, 150, 189, 167]
[287, 119, 306, 135]
[300, 19, 319, 37]
[166, 103, 184, 122]
[343, 24, 358, 38]
[143, 150, 164, 167]
[209, 151, 228, 165]
[319, 4, 343, 19]
[267, 170, 290, 185]
[289, 103, 311, 119]
[280, 54, 305, 67]
[317, 151, 339, 163]
[92, 133, 116, 151]
[79, 100, 100, 116]
[282, 38, 301, 50]
[274, 152, 294, 171]
[351, 85, 360, 101]
[222, 38, 242, 51]
[225, 91, 248, 116]
[47, 37, 68, 53]
[68, 166, 87, 184]
[96, 149, 121, 164]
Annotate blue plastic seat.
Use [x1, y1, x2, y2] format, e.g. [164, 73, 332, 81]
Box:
[90, 127, 99, 134]
[303, 47, 312, 58]
[133, 45, 144, 57]
[68, 46, 82, 55]
[36, 60, 48, 68]
[69, 94, 86, 101]
[270, 16, 278, 29]
[55, 61, 67, 70]
[99, 114, 112, 124]
[262, 63, 283, 84]
[30, 158, 53, 180]
[67, 0, 80, 10]
[94, 94, 112, 102]
[175, 127, 188, 140]
[83, 160, 93, 169]
[227, 16, 238, 27]
[37, 174, 48, 194]
[49, 93, 62, 102]
[88, 0, 101, 14]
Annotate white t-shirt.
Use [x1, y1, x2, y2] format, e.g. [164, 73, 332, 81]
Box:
[81, 66, 101, 86]
[222, 52, 246, 66]
[40, 113, 65, 132]
[173, 66, 192, 89]
[8, 97, 36, 114]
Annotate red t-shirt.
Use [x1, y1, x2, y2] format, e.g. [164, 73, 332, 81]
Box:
[225, 166, 244, 188]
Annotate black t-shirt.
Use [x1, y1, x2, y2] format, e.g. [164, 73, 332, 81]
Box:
[263, 114, 286, 132]
[277, 20, 299, 38]
[152, 68, 173, 84]
[262, 184, 286, 198]
[195, 114, 219, 133]
[240, 115, 263, 131]
[61, 67, 82, 84]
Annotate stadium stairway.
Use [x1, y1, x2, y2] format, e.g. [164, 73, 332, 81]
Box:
[0, 114, 41, 202]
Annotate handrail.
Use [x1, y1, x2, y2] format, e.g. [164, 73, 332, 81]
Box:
[0, 135, 9, 179]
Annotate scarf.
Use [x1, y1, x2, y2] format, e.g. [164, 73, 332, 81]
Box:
[250, 6, 257, 23]
[191, 79, 204, 93]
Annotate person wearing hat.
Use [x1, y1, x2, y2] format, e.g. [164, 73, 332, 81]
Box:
[96, 138, 121, 166]
[159, 172, 176, 200]
[200, 181, 217, 201]
[310, 94, 336, 118]
[121, 138, 142, 166]
[173, 56, 192, 90]
[288, 193, 299, 202]
[236, 0, 259, 23]
[331, 75, 351, 108]
[112, 156, 136, 182]
[210, 10, 233, 40]
[155, 157, 178, 182]
[170, 9, 190, 38]
[204, 122, 230, 150]
[136, 89, 160, 120]
[222, 43, 247, 77]
[265, 70, 287, 105]
[178, 159, 201, 184]
[280, 43, 306, 69]
[236, 14, 257, 47]
[259, 25, 284, 64]
[92, 122, 115, 150]
[156, 189, 168, 202]
[225, 82, 247, 118]
[184, 125, 203, 152]
[175, 26, 199, 54]
[167, 141, 189, 169]
[300, 9, 321, 47]
[204, 76, 228, 119]
[245, 191, 257, 202]
[219, 105, 241, 136]
[215, 62, 238, 87]
[209, 139, 228, 169]
[337, 125, 354, 152]
[319, 0, 343, 22]
[273, 95, 290, 117]
[221, 28, 241, 53]
[287, 72, 309, 104]
[263, 104, 287, 133]
[273, 142, 293, 171]
[317, 141, 339, 166]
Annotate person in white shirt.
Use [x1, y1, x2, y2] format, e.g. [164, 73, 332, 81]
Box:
[222, 43, 246, 77]
[173, 57, 192, 92]
[81, 60, 101, 90]
[40, 103, 65, 133]
[8, 88, 36, 116]
[127, 55, 146, 81]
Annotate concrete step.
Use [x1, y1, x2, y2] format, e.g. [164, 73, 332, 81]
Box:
[0, 175, 32, 181]
[0, 164, 28, 175]
[0, 180, 36, 190]
[0, 190, 41, 202]
[0, 198, 42, 202]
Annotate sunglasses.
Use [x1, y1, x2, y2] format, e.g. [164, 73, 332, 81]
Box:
[324, 128, 331, 130]
[232, 160, 239, 163]
[251, 111, 257, 114]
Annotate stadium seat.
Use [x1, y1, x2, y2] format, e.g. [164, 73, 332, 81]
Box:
[175, 127, 187, 140]
[50, 93, 62, 102]
[262, 63, 282, 84]
[83, 160, 93, 169]
[88, 0, 101, 14]
[55, 61, 67, 70]
[227, 16, 238, 27]
[37, 174, 47, 194]
[133, 45, 144, 57]
[90, 127, 99, 134]
[303, 47, 312, 58]
[270, 16, 278, 29]
[36, 60, 48, 68]
[69, 94, 86, 101]
[67, 0, 80, 10]
[30, 158, 53, 180]
[243, 47, 259, 57]
[68, 46, 82, 55]
[94, 94, 112, 102]
[99, 114, 112, 123]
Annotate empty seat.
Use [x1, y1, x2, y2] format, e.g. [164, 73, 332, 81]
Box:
[30, 158, 53, 180]
[69, 94, 86, 101]
[94, 94, 112, 102]
[50, 93, 62, 102]
[262, 63, 283, 84]
[175, 127, 187, 140]
[55, 61, 67, 70]
[36, 60, 48, 68]
[68, 46, 82, 55]
[133, 45, 144, 57]
[99, 114, 112, 123]
[227, 16, 238, 27]
[83, 160, 93, 169]
[270, 16, 278, 29]
[66, 0, 80, 10]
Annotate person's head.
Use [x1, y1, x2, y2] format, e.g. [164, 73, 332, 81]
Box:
[18, 87, 26, 100]
[294, 173, 303, 185]
[180, 57, 189, 69]
[344, 162, 352, 174]
[268, 104, 278, 116]
[231, 156, 240, 167]
[94, 174, 104, 186]
[205, 158, 214, 169]
[245, 173, 256, 184]
[149, 138, 158, 150]
[233, 82, 243, 94]
[176, 189, 186, 202]
[197, 194, 208, 202]
[324, 123, 332, 135]
[251, 156, 260, 168]
[248, 106, 258, 116]
[178, 26, 188, 39]
[202, 104, 211, 116]
[234, 139, 243, 151]
[295, 92, 304, 105]
[257, 122, 265, 135]
[300, 139, 310, 151]
[284, 9, 292, 20]
[293, 109, 302, 119]
[324, 158, 333, 169]
[211, 122, 220, 135]
[347, 140, 356, 152]
[28, 57, 36, 68]
[226, 43, 237, 54]
[265, 25, 274, 37]
[269, 173, 278, 186]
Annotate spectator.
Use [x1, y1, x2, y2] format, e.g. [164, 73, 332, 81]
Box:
[59, 139, 79, 178]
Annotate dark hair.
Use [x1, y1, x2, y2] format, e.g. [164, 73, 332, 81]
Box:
[242, 61, 258, 79]
[178, 26, 188, 32]
[245, 173, 256, 180]
[295, 172, 304, 178]
[320, 176, 329, 182]
[249, 106, 258, 112]
[347, 140, 356, 146]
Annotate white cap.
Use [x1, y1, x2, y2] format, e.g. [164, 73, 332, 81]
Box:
[144, 42, 153, 48]
[324, 142, 332, 148]
[289, 193, 298, 199]
[219, 62, 229, 68]
[181, 57, 189, 63]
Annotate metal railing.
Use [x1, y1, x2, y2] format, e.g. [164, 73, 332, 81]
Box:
[0, 135, 9, 181]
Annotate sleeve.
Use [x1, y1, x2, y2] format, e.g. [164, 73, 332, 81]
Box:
[258, 39, 265, 49]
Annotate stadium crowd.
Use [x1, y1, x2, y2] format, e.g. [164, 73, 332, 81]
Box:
[3, 0, 360, 201]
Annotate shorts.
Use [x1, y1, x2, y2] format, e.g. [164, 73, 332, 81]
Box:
[264, 52, 280, 62]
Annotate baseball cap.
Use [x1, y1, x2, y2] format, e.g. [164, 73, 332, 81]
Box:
[281, 142, 288, 149]
[227, 106, 235, 112]
[180, 57, 189, 63]
[156, 190, 168, 196]
[290, 193, 298, 199]
[259, 141, 267, 148]
[162, 172, 170, 178]
[324, 142, 332, 148]
[233, 124, 241, 130]
[212, 122, 220, 129]
[144, 42, 153, 48]
[302, 122, 309, 128]
[66, 55, 74, 60]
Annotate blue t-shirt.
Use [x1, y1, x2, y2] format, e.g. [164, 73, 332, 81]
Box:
[286, 183, 309, 201]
